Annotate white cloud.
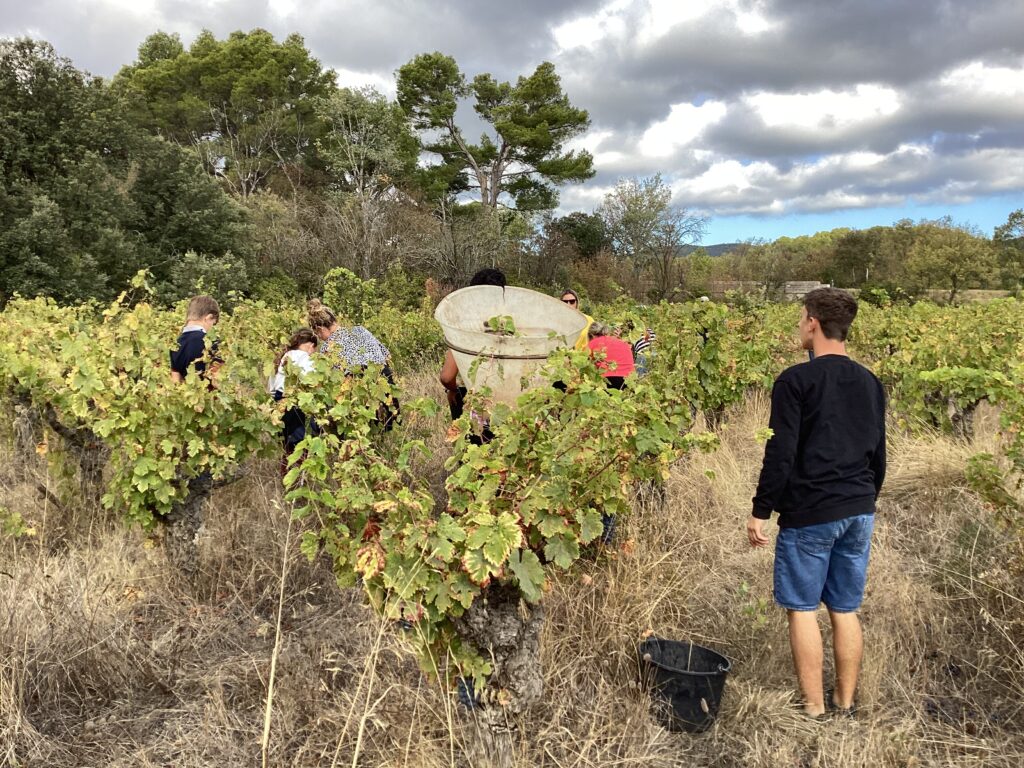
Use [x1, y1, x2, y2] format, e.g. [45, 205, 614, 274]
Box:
[555, 0, 778, 52]
[567, 128, 615, 154]
[734, 2, 777, 36]
[95, 0, 160, 18]
[267, 0, 298, 19]
[552, 0, 629, 51]
[639, 99, 727, 156]
[636, 0, 717, 45]
[940, 60, 1024, 98]
[745, 84, 901, 130]
[331, 66, 396, 96]
[5, 0, 1023, 223]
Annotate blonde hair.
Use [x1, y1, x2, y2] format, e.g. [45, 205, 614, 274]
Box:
[186, 295, 220, 321]
[306, 299, 337, 330]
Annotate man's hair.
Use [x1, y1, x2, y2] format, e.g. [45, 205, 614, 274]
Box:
[803, 287, 858, 341]
[186, 295, 220, 321]
[588, 321, 608, 339]
[469, 268, 506, 287]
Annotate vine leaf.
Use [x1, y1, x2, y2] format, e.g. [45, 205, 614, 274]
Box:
[509, 549, 545, 602]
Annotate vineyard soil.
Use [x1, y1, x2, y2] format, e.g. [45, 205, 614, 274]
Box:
[2, 371, 1021, 767]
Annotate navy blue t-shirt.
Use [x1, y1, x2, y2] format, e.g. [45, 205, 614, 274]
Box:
[170, 329, 218, 379]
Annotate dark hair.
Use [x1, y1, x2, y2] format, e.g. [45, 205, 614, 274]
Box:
[560, 288, 579, 302]
[275, 328, 318, 368]
[306, 299, 337, 330]
[469, 268, 506, 287]
[803, 287, 858, 341]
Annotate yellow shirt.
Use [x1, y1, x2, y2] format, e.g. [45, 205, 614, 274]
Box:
[574, 314, 594, 351]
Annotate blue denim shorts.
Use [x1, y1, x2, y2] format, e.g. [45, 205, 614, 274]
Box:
[773, 514, 874, 613]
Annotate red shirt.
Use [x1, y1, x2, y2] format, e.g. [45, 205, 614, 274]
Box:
[587, 336, 635, 378]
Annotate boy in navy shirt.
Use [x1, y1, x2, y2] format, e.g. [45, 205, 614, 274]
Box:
[170, 296, 221, 383]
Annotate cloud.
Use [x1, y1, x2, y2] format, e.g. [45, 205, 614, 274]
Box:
[639, 100, 728, 157]
[2, 0, 1022, 221]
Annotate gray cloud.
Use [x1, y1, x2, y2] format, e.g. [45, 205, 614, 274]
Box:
[559, 0, 1024, 129]
[2, 0, 1022, 219]
[0, 0, 600, 78]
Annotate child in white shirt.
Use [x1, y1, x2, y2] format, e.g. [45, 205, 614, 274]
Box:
[273, 329, 319, 454]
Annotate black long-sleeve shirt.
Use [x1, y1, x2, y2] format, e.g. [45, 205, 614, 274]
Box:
[752, 354, 886, 528]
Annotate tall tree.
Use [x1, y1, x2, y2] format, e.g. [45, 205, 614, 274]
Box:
[549, 212, 609, 259]
[994, 209, 1024, 289]
[317, 87, 419, 199]
[0, 38, 248, 303]
[396, 53, 594, 210]
[599, 175, 707, 300]
[116, 29, 335, 198]
[314, 87, 421, 278]
[906, 219, 998, 302]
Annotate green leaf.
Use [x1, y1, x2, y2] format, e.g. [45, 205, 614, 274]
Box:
[543, 535, 579, 570]
[482, 512, 523, 566]
[508, 549, 545, 602]
[299, 531, 320, 561]
[461, 548, 494, 585]
[576, 508, 604, 545]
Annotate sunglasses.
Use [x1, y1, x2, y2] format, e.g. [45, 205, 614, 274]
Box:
[561, 298, 577, 305]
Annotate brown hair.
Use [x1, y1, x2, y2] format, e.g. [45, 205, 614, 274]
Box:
[803, 287, 858, 341]
[306, 299, 337, 330]
[275, 328, 317, 368]
[186, 295, 220, 322]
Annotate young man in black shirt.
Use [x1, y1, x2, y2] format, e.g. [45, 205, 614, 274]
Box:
[748, 287, 886, 718]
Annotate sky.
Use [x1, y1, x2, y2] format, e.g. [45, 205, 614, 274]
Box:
[3, 0, 1023, 243]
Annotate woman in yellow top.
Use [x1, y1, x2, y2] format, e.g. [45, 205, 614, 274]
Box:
[559, 289, 594, 350]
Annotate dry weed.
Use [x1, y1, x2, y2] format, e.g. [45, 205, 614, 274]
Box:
[1, 384, 1022, 767]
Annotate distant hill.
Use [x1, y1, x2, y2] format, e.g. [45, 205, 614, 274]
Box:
[681, 243, 741, 257]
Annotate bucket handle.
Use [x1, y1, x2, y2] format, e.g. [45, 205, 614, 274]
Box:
[446, 341, 554, 361]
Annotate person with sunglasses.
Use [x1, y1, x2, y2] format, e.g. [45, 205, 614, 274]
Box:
[559, 289, 594, 351]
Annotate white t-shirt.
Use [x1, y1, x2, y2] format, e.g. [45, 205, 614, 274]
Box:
[272, 349, 315, 394]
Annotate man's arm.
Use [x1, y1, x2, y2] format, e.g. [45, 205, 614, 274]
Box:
[869, 389, 887, 497]
[751, 376, 802, 520]
[440, 349, 459, 391]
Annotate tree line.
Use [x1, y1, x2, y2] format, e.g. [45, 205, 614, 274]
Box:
[3, 31, 1022, 307]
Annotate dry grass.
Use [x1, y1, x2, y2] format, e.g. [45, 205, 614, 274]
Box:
[1, 381, 1022, 767]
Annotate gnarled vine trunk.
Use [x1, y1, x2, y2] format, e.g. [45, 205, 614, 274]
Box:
[12, 394, 42, 462]
[162, 474, 213, 580]
[42, 405, 110, 504]
[948, 398, 977, 442]
[454, 584, 545, 768]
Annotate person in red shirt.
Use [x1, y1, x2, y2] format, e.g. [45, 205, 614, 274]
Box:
[587, 323, 635, 390]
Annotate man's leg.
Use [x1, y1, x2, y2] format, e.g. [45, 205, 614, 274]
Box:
[821, 514, 874, 712]
[787, 609, 825, 716]
[828, 610, 862, 709]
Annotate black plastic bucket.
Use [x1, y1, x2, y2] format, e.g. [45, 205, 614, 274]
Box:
[639, 637, 732, 733]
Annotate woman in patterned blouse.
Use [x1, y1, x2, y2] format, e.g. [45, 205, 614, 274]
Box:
[307, 299, 399, 427]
